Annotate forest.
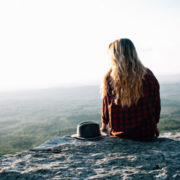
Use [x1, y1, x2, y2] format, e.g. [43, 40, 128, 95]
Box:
[0, 83, 180, 155]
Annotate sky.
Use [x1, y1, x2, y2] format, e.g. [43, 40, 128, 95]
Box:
[0, 0, 180, 91]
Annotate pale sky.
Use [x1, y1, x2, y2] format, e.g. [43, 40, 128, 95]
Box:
[0, 0, 180, 91]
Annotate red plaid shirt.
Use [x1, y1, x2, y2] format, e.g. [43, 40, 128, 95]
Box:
[101, 68, 161, 141]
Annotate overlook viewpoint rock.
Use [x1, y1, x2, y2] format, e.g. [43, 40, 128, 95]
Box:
[0, 132, 180, 180]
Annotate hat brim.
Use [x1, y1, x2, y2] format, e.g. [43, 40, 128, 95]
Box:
[71, 131, 108, 141]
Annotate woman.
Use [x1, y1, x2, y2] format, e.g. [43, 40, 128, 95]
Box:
[101, 38, 160, 141]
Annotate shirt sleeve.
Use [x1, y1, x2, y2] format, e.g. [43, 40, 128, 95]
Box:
[101, 95, 109, 124]
[153, 78, 161, 124]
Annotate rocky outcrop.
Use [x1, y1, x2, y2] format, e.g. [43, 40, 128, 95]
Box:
[0, 133, 180, 180]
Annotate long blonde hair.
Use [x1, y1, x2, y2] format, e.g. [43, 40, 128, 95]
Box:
[102, 38, 147, 107]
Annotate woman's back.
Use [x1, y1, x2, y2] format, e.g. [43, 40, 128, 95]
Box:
[102, 68, 160, 141]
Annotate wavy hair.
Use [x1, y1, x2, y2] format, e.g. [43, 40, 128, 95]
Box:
[102, 38, 147, 107]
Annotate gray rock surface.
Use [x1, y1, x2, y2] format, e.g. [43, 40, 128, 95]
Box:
[0, 133, 180, 180]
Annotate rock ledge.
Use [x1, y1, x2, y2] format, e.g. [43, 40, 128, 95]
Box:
[0, 133, 180, 180]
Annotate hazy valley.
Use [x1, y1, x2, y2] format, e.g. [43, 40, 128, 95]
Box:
[0, 81, 180, 155]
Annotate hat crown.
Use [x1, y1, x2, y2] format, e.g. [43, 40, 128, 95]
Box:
[77, 121, 101, 139]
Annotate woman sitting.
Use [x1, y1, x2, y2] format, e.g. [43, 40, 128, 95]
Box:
[101, 38, 160, 141]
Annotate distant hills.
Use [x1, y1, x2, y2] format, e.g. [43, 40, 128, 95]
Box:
[0, 75, 180, 155]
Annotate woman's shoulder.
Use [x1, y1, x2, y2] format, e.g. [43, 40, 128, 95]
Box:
[144, 68, 157, 79]
[144, 67, 160, 87]
[145, 67, 154, 76]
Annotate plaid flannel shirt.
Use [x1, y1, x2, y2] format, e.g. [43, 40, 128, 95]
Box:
[101, 68, 161, 141]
